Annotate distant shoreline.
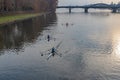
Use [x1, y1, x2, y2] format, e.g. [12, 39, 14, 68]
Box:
[0, 12, 50, 26]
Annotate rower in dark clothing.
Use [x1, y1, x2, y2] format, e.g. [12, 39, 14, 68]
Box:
[41, 47, 56, 57]
[51, 47, 55, 56]
[47, 35, 50, 41]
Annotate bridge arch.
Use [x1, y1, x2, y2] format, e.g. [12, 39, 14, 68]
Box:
[57, 3, 120, 13]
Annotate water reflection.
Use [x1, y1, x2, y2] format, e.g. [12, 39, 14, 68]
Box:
[110, 28, 120, 60]
[112, 33, 120, 58]
[1, 11, 120, 80]
[56, 12, 120, 80]
[89, 12, 110, 17]
[106, 16, 120, 59]
[0, 14, 57, 55]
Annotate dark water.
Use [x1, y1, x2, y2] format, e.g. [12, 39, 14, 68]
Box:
[0, 11, 120, 80]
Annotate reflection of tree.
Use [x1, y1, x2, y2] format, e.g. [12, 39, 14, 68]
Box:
[0, 31, 4, 49]
[0, 13, 57, 55]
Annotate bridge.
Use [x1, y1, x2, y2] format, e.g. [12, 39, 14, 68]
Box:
[57, 3, 120, 13]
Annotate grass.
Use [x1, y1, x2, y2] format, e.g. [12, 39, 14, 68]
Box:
[0, 13, 43, 25]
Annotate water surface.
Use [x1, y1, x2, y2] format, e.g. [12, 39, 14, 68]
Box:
[0, 11, 120, 80]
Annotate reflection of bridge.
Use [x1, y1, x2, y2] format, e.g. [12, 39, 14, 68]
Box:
[57, 3, 120, 13]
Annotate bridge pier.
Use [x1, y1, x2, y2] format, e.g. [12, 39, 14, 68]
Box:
[112, 8, 117, 13]
[69, 8, 72, 13]
[84, 8, 88, 13]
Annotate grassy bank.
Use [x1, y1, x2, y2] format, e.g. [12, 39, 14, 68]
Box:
[0, 13, 44, 25]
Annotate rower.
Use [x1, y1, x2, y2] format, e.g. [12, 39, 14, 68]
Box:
[47, 35, 50, 41]
[51, 47, 55, 56]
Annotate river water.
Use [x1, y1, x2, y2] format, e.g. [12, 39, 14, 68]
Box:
[0, 10, 120, 80]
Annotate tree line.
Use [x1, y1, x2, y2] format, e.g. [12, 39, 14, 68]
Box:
[0, 0, 58, 12]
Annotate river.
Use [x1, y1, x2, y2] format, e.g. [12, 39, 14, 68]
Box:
[0, 10, 120, 80]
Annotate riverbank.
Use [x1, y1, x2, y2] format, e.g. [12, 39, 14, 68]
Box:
[0, 13, 46, 26]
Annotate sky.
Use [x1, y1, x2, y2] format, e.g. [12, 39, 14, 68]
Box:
[58, 0, 120, 6]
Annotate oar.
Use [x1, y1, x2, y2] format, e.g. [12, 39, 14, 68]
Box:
[55, 41, 62, 49]
[47, 53, 53, 60]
